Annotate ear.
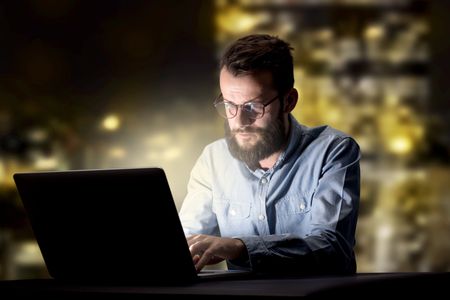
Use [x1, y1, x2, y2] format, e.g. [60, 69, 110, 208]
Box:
[283, 88, 298, 113]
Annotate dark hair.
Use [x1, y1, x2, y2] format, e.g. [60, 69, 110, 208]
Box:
[220, 34, 294, 95]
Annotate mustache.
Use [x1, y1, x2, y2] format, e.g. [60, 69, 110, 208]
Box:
[231, 126, 263, 134]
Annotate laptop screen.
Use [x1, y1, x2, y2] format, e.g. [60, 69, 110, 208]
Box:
[14, 168, 198, 284]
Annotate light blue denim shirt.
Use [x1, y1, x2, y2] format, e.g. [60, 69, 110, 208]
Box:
[179, 115, 360, 274]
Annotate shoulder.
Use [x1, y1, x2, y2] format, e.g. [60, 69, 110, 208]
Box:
[300, 123, 350, 140]
[197, 138, 233, 164]
[192, 138, 237, 177]
[203, 138, 228, 152]
[293, 122, 360, 163]
[300, 124, 358, 147]
[201, 138, 229, 158]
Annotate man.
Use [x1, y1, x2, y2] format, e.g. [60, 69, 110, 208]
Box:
[179, 34, 360, 275]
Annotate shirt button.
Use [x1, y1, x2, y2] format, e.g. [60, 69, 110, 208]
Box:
[258, 214, 265, 220]
[299, 202, 306, 212]
[230, 209, 236, 216]
[261, 177, 268, 184]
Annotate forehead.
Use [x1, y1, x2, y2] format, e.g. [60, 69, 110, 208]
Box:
[219, 68, 275, 101]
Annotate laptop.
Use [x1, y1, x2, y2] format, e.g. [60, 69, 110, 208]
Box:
[13, 167, 251, 285]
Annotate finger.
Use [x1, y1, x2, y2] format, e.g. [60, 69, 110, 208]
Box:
[192, 254, 201, 265]
[195, 251, 213, 272]
[189, 242, 196, 255]
[187, 234, 203, 246]
[187, 237, 200, 247]
[189, 241, 204, 258]
[187, 234, 203, 241]
[208, 255, 224, 265]
[186, 235, 196, 245]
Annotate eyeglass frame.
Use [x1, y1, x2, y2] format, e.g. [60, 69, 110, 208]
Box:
[213, 93, 280, 119]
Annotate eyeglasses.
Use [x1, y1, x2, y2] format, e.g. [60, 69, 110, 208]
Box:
[213, 94, 279, 119]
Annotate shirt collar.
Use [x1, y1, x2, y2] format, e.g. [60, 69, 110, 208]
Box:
[272, 114, 303, 169]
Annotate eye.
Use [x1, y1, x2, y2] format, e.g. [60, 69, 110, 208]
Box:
[224, 102, 235, 109]
[243, 103, 255, 112]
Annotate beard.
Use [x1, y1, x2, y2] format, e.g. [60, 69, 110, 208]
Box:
[225, 115, 287, 170]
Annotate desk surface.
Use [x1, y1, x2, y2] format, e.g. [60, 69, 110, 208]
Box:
[0, 272, 448, 298]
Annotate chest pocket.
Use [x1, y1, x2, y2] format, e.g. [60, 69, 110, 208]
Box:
[212, 200, 251, 219]
[276, 193, 311, 215]
[274, 192, 312, 235]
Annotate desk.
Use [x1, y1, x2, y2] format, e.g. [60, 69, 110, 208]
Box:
[0, 273, 448, 298]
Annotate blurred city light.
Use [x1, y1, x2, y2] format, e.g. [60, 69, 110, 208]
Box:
[102, 114, 121, 132]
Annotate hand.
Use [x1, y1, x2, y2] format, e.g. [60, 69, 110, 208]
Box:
[187, 234, 246, 272]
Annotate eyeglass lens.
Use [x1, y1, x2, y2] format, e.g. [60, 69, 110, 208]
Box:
[215, 102, 263, 119]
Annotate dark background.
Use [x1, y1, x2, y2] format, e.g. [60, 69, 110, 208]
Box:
[0, 0, 216, 116]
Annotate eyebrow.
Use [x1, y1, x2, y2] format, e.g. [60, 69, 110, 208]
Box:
[221, 94, 264, 104]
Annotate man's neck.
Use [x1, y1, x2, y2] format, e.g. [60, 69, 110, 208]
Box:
[258, 150, 283, 170]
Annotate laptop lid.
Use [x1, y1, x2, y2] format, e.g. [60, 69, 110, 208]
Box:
[13, 168, 198, 284]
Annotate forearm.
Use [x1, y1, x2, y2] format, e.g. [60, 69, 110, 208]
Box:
[229, 230, 356, 275]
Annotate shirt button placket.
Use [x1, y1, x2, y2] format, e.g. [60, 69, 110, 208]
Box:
[258, 176, 269, 234]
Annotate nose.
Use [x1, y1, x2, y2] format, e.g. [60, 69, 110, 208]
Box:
[234, 106, 254, 127]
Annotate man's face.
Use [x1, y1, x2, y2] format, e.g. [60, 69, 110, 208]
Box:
[219, 68, 288, 168]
